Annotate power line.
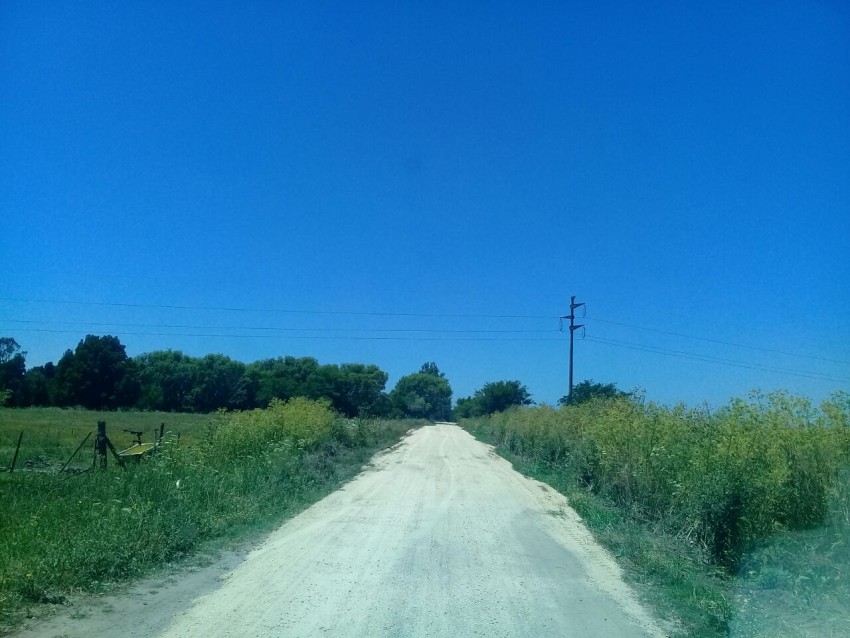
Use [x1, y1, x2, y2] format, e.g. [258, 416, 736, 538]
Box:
[0, 319, 558, 335]
[0, 327, 567, 342]
[0, 298, 556, 321]
[4, 297, 845, 366]
[586, 315, 850, 366]
[2, 297, 847, 382]
[584, 336, 850, 384]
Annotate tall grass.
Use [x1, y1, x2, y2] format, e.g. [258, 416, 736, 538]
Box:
[0, 400, 420, 630]
[464, 390, 849, 569]
[461, 390, 850, 635]
[729, 468, 850, 637]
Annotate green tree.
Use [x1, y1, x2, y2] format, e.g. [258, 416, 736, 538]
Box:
[51, 349, 77, 406]
[21, 365, 52, 406]
[455, 380, 533, 417]
[135, 350, 199, 411]
[390, 365, 452, 420]
[453, 396, 477, 419]
[52, 335, 139, 409]
[187, 354, 249, 412]
[245, 357, 392, 417]
[558, 379, 628, 406]
[0, 337, 26, 406]
[419, 362, 445, 378]
[246, 356, 323, 407]
[331, 363, 391, 417]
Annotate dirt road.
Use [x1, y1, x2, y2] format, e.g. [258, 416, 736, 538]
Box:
[19, 423, 666, 637]
[162, 422, 663, 637]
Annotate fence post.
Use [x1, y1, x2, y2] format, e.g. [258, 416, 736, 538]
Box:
[61, 431, 92, 474]
[96, 421, 107, 468]
[9, 431, 23, 472]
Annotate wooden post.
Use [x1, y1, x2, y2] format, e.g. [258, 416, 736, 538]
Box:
[105, 437, 125, 467]
[9, 431, 23, 472]
[61, 431, 92, 474]
[96, 421, 107, 468]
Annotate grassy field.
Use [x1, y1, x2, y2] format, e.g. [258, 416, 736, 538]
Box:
[0, 402, 423, 633]
[460, 390, 850, 637]
[0, 408, 223, 471]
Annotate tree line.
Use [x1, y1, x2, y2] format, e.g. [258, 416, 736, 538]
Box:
[0, 336, 453, 419]
[1, 336, 622, 418]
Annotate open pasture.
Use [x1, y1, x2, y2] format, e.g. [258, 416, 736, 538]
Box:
[0, 408, 222, 471]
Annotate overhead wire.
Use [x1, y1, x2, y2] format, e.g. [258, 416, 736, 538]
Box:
[0, 297, 556, 320]
[3, 297, 841, 363]
[1, 296, 847, 383]
[0, 318, 558, 335]
[586, 315, 850, 366]
[584, 336, 850, 384]
[0, 327, 566, 342]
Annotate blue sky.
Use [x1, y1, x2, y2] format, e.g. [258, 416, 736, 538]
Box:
[2, 1, 848, 407]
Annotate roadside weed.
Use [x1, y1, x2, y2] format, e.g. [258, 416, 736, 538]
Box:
[461, 390, 850, 636]
[0, 401, 421, 631]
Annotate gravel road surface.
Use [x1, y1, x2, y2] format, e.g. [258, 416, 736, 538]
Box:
[156, 422, 664, 637]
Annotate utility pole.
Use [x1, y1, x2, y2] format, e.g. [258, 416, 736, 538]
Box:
[561, 296, 585, 403]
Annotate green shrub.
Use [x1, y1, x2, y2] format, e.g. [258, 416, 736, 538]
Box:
[204, 397, 335, 460]
[461, 390, 850, 571]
